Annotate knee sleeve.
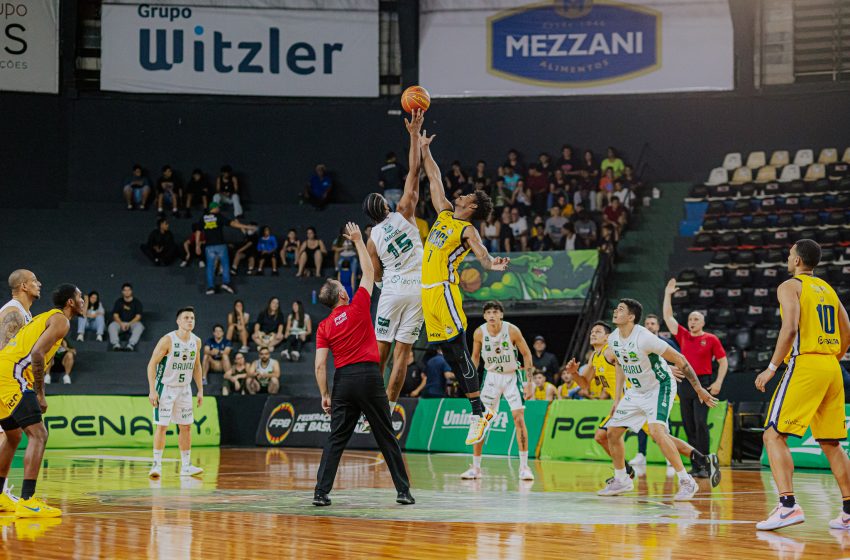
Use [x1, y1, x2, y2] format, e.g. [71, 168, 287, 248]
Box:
[440, 335, 479, 395]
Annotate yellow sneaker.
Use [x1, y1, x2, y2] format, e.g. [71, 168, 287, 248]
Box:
[15, 497, 62, 518]
[0, 486, 19, 512]
[14, 518, 62, 540]
[464, 409, 495, 445]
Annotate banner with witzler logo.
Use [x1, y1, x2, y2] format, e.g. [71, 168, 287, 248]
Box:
[101, 1, 379, 97]
[420, 0, 733, 96]
[0, 0, 59, 93]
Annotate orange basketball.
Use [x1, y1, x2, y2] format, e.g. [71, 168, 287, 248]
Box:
[401, 85, 431, 114]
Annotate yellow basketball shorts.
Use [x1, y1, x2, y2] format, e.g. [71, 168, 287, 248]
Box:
[765, 354, 846, 440]
[0, 376, 27, 418]
[422, 282, 467, 343]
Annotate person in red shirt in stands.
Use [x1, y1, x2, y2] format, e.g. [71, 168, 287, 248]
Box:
[662, 278, 729, 478]
[312, 221, 414, 507]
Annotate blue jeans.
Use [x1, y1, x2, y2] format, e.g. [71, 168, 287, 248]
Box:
[205, 244, 231, 288]
[77, 315, 105, 336]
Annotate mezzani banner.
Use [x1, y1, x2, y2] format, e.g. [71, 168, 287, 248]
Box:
[0, 0, 59, 93]
[101, 1, 379, 97]
[420, 0, 733, 96]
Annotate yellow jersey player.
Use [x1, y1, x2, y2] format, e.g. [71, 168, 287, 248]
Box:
[755, 239, 850, 531]
[0, 284, 84, 517]
[419, 130, 509, 445]
[529, 370, 556, 402]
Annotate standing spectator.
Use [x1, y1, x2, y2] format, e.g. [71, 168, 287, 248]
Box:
[199, 202, 250, 295]
[223, 352, 249, 395]
[252, 297, 285, 352]
[141, 218, 179, 266]
[246, 346, 281, 395]
[545, 205, 568, 248]
[422, 349, 455, 398]
[214, 165, 243, 217]
[296, 226, 327, 278]
[108, 283, 144, 351]
[601, 146, 625, 178]
[400, 354, 427, 398]
[479, 212, 501, 253]
[183, 168, 211, 217]
[155, 165, 182, 217]
[202, 324, 233, 385]
[226, 299, 251, 353]
[526, 166, 550, 215]
[557, 145, 579, 175]
[562, 223, 584, 252]
[256, 226, 279, 275]
[499, 207, 515, 252]
[279, 228, 301, 269]
[304, 163, 333, 209]
[663, 278, 728, 476]
[281, 300, 312, 362]
[76, 290, 105, 342]
[231, 222, 260, 275]
[531, 336, 559, 384]
[180, 223, 206, 268]
[379, 152, 405, 210]
[123, 164, 152, 210]
[573, 211, 598, 247]
[46, 338, 74, 385]
[508, 207, 529, 251]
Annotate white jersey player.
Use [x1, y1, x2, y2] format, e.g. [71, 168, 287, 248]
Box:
[598, 299, 718, 501]
[363, 109, 426, 413]
[147, 307, 204, 479]
[461, 301, 535, 481]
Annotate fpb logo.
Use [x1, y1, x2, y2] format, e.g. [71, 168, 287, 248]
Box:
[488, 0, 661, 87]
[265, 402, 295, 445]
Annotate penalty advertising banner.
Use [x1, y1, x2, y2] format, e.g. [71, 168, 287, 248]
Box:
[539, 399, 727, 462]
[760, 405, 850, 469]
[43, 395, 220, 448]
[405, 398, 549, 457]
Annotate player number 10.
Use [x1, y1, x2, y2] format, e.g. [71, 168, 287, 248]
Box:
[816, 304, 836, 334]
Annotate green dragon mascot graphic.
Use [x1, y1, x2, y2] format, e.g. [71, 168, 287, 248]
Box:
[458, 252, 596, 300]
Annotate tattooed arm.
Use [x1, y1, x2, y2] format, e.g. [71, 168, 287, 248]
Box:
[0, 308, 26, 350]
[662, 347, 719, 407]
[30, 314, 71, 412]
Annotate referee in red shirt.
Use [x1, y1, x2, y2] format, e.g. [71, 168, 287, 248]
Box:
[663, 279, 728, 477]
[312, 222, 414, 507]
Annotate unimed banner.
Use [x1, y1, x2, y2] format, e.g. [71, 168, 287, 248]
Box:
[539, 399, 727, 462]
[405, 398, 549, 457]
[0, 0, 59, 93]
[43, 395, 220, 448]
[760, 405, 850, 469]
[420, 0, 733, 96]
[101, 2, 378, 97]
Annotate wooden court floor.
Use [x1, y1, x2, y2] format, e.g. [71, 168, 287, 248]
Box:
[0, 447, 847, 559]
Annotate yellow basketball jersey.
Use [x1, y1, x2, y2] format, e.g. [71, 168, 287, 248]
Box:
[557, 380, 577, 399]
[533, 381, 555, 400]
[422, 210, 472, 286]
[0, 309, 65, 391]
[589, 344, 617, 398]
[783, 274, 842, 360]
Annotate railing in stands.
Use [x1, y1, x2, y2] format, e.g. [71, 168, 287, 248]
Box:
[563, 252, 612, 364]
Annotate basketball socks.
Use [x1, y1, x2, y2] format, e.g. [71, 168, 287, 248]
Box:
[468, 396, 484, 417]
[388, 401, 397, 414]
[21, 479, 36, 500]
[519, 451, 529, 469]
[153, 449, 163, 467]
[614, 468, 628, 481]
[780, 494, 796, 508]
[472, 455, 482, 469]
[181, 450, 192, 468]
[676, 469, 690, 483]
[843, 497, 850, 514]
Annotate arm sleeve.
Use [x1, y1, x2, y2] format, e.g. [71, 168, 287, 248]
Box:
[315, 322, 328, 349]
[711, 335, 727, 359]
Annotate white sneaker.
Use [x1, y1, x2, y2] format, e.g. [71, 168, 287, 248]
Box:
[180, 465, 204, 477]
[666, 461, 675, 478]
[756, 503, 805, 531]
[96, 334, 103, 342]
[829, 511, 850, 530]
[460, 465, 482, 480]
[674, 476, 698, 501]
[519, 466, 534, 481]
[598, 476, 634, 496]
[62, 374, 71, 384]
[199, 261, 206, 268]
[149, 464, 162, 479]
[76, 333, 84, 342]
[44, 373, 51, 385]
[280, 349, 290, 360]
[180, 260, 189, 268]
[291, 351, 300, 361]
[239, 345, 250, 353]
[629, 453, 647, 466]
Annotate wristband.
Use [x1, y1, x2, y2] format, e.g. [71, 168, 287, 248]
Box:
[767, 363, 778, 372]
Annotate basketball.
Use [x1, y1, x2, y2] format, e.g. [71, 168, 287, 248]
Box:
[401, 85, 431, 113]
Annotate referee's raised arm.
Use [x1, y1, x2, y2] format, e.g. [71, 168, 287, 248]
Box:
[343, 221, 373, 294]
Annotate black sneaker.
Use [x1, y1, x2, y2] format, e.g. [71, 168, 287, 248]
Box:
[312, 492, 331, 507]
[396, 491, 415, 505]
[692, 467, 710, 479]
[708, 453, 721, 487]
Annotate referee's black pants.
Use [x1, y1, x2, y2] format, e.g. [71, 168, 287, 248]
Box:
[316, 362, 410, 495]
[677, 373, 714, 456]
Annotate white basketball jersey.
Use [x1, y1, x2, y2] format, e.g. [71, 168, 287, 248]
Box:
[371, 212, 423, 295]
[0, 299, 32, 324]
[479, 321, 520, 375]
[156, 331, 199, 386]
[608, 324, 672, 394]
[254, 358, 276, 375]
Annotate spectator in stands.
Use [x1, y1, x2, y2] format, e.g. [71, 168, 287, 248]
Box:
[331, 226, 358, 273]
[214, 165, 243, 217]
[140, 218, 179, 266]
[422, 349, 455, 398]
[612, 179, 633, 210]
[574, 172, 595, 212]
[601, 147, 625, 178]
[256, 226, 279, 275]
[445, 161, 469, 199]
[180, 223, 206, 268]
[303, 163, 333, 209]
[548, 169, 569, 209]
[499, 207, 515, 252]
[508, 207, 529, 251]
[557, 365, 582, 400]
[108, 283, 144, 352]
[338, 260, 355, 301]
[252, 297, 285, 352]
[581, 150, 599, 181]
[562, 223, 583, 252]
[227, 299, 251, 353]
[281, 300, 312, 362]
[537, 152, 553, 176]
[598, 168, 615, 209]
[621, 165, 641, 194]
[527, 165, 550, 215]
[529, 369, 557, 401]
[77, 290, 105, 342]
[598, 224, 618, 258]
[555, 193, 574, 218]
[603, 196, 628, 233]
[279, 228, 300, 269]
[379, 152, 405, 210]
[183, 168, 211, 217]
[529, 223, 551, 251]
[46, 338, 74, 385]
[557, 145, 579, 175]
[492, 177, 511, 209]
[531, 336, 560, 384]
[471, 160, 492, 190]
[573, 211, 598, 247]
[296, 226, 327, 278]
[504, 149, 526, 177]
[231, 222, 260, 275]
[199, 202, 251, 294]
[246, 346, 281, 395]
[202, 324, 233, 385]
[123, 164, 152, 211]
[502, 165, 521, 195]
[510, 180, 532, 214]
[545, 205, 568, 249]
[223, 351, 249, 396]
[663, 278, 728, 475]
[400, 353, 427, 398]
[155, 165, 181, 217]
[480, 212, 501, 252]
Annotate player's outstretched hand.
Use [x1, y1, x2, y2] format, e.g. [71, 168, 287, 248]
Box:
[754, 368, 775, 392]
[697, 387, 719, 408]
[343, 221, 362, 243]
[665, 278, 678, 295]
[564, 357, 579, 376]
[149, 390, 159, 408]
[419, 130, 436, 148]
[491, 256, 510, 271]
[405, 108, 424, 135]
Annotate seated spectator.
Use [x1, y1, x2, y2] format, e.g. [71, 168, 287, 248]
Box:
[508, 207, 529, 251]
[557, 145, 579, 175]
[180, 223, 206, 268]
[76, 290, 105, 342]
[573, 171, 595, 212]
[492, 178, 512, 208]
[526, 165, 550, 215]
[279, 228, 300, 269]
[226, 299, 251, 353]
[445, 161, 470, 200]
[256, 226, 279, 275]
[338, 260, 356, 301]
[597, 168, 615, 210]
[510, 180, 532, 213]
[557, 365, 582, 400]
[499, 207, 515, 252]
[538, 152, 553, 176]
[529, 225, 551, 251]
[562, 223, 584, 252]
[548, 168, 569, 209]
[183, 168, 211, 217]
[529, 369, 557, 401]
[599, 224, 618, 257]
[214, 165, 244, 217]
[502, 165, 521, 194]
[246, 347, 281, 395]
[399, 354, 427, 398]
[155, 165, 182, 217]
[379, 152, 405, 210]
[545, 205, 568, 248]
[141, 218, 178, 266]
[603, 196, 628, 233]
[471, 160, 492, 190]
[622, 165, 642, 194]
[123, 164, 152, 210]
[480, 212, 501, 253]
[108, 283, 144, 351]
[281, 300, 312, 362]
[531, 215, 545, 238]
[231, 222, 259, 275]
[422, 349, 455, 398]
[296, 226, 327, 278]
[223, 352, 249, 396]
[252, 297, 285, 352]
[612, 180, 634, 210]
[601, 146, 625, 178]
[202, 324, 233, 385]
[303, 163, 332, 209]
[555, 194, 575, 218]
[46, 338, 74, 385]
[573, 211, 598, 248]
[581, 150, 599, 181]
